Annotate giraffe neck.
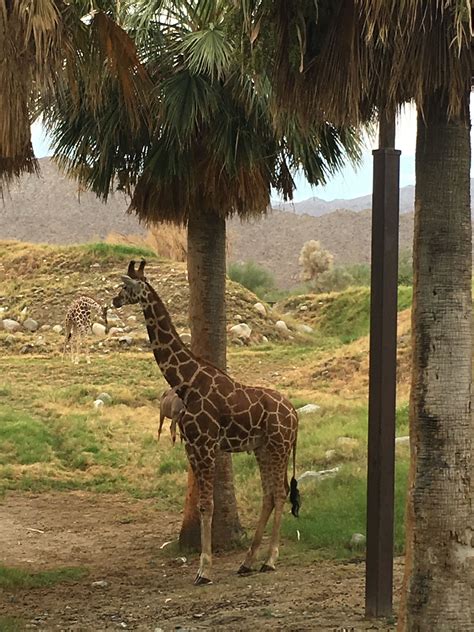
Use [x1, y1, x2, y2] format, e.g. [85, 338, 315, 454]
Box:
[139, 283, 196, 389]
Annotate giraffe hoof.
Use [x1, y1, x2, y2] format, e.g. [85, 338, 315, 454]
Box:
[260, 564, 276, 573]
[194, 574, 213, 586]
[237, 565, 253, 575]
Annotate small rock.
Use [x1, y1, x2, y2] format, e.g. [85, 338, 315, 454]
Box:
[90, 263, 101, 268]
[254, 302, 266, 316]
[39, 324, 51, 332]
[298, 467, 339, 483]
[23, 318, 39, 332]
[299, 305, 308, 312]
[97, 392, 112, 404]
[93, 399, 104, 410]
[52, 324, 63, 334]
[20, 344, 35, 354]
[92, 323, 107, 337]
[230, 323, 251, 340]
[262, 335, 269, 343]
[91, 580, 108, 588]
[395, 436, 410, 446]
[4, 334, 16, 345]
[119, 336, 133, 346]
[324, 449, 337, 463]
[296, 324, 313, 334]
[3, 318, 21, 333]
[180, 332, 192, 345]
[234, 314, 243, 321]
[127, 315, 137, 323]
[108, 327, 124, 336]
[154, 628, 164, 632]
[349, 533, 366, 551]
[296, 404, 321, 415]
[20, 306, 28, 318]
[275, 320, 289, 332]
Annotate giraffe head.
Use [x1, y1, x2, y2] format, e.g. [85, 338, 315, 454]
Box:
[112, 260, 147, 308]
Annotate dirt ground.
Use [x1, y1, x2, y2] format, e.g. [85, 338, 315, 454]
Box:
[0, 492, 403, 631]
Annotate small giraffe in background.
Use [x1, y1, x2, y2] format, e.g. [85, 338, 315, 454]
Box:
[158, 387, 185, 443]
[63, 296, 109, 364]
[112, 260, 300, 585]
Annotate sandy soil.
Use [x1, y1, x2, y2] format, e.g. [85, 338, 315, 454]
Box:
[0, 492, 402, 631]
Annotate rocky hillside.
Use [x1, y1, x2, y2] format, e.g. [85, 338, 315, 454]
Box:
[1, 158, 416, 288]
[0, 241, 310, 357]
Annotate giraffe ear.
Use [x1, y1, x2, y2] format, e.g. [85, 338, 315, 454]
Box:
[121, 275, 139, 289]
[127, 260, 136, 277]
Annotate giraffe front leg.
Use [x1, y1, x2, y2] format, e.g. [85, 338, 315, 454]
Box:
[195, 469, 214, 585]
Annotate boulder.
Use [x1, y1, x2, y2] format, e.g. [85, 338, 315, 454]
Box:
[298, 467, 339, 483]
[4, 334, 16, 346]
[108, 327, 124, 336]
[296, 323, 313, 334]
[52, 324, 63, 334]
[92, 323, 107, 337]
[23, 318, 39, 332]
[229, 323, 252, 340]
[180, 332, 192, 345]
[97, 392, 112, 404]
[3, 318, 21, 333]
[324, 449, 337, 463]
[349, 533, 366, 551]
[254, 302, 266, 316]
[275, 320, 289, 332]
[296, 403, 321, 415]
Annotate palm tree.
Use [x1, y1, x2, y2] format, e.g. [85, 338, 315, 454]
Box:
[238, 1, 473, 626]
[39, 0, 362, 550]
[0, 0, 147, 196]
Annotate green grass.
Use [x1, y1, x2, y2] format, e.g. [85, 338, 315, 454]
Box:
[80, 242, 155, 261]
[0, 565, 87, 589]
[317, 285, 413, 343]
[0, 616, 26, 632]
[281, 460, 408, 557]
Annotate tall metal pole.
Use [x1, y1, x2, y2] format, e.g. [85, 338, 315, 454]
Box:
[365, 110, 400, 618]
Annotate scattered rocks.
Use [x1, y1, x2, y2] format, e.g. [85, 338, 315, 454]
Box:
[253, 302, 266, 316]
[23, 318, 39, 332]
[108, 327, 124, 336]
[3, 318, 21, 333]
[296, 323, 313, 334]
[296, 404, 321, 415]
[324, 449, 337, 463]
[229, 323, 252, 341]
[275, 320, 289, 332]
[91, 580, 109, 588]
[52, 324, 63, 334]
[96, 392, 112, 405]
[349, 533, 366, 551]
[395, 436, 410, 446]
[92, 323, 107, 337]
[298, 467, 340, 483]
[180, 332, 192, 345]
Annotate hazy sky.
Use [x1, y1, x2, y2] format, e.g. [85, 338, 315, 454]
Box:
[31, 101, 459, 203]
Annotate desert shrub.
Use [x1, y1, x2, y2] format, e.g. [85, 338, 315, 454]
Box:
[228, 261, 276, 298]
[298, 240, 334, 286]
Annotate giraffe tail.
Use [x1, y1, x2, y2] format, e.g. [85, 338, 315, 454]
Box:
[289, 432, 300, 518]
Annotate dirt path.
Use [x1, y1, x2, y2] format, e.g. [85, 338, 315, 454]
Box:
[0, 492, 402, 631]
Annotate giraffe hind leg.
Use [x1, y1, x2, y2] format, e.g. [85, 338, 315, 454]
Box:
[238, 447, 274, 574]
[260, 460, 291, 572]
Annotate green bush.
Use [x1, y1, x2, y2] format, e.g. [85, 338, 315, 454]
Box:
[228, 261, 276, 299]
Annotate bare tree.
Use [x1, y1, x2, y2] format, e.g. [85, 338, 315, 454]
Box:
[298, 240, 334, 288]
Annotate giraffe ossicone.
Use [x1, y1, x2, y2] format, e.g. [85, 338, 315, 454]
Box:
[112, 260, 300, 585]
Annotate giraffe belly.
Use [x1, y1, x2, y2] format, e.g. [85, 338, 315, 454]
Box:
[219, 433, 262, 453]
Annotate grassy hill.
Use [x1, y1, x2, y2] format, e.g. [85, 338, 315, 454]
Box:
[1, 241, 412, 564]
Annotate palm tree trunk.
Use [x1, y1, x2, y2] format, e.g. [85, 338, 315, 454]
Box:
[398, 93, 473, 630]
[179, 208, 243, 551]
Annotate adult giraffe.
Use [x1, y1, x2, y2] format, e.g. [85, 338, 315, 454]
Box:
[112, 260, 300, 585]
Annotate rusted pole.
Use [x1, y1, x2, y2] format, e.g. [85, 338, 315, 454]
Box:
[365, 110, 400, 618]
